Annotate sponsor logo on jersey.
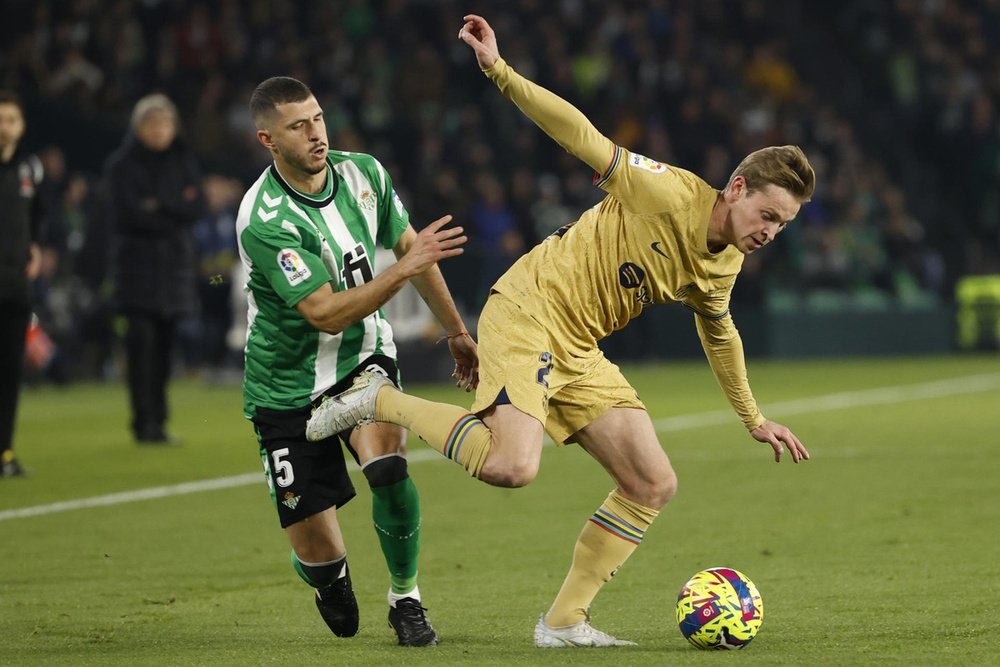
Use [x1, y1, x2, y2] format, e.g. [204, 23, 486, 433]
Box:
[392, 189, 405, 216]
[628, 152, 667, 173]
[618, 262, 651, 304]
[650, 241, 670, 259]
[619, 262, 645, 288]
[281, 491, 301, 510]
[340, 244, 374, 288]
[357, 189, 377, 211]
[278, 249, 312, 286]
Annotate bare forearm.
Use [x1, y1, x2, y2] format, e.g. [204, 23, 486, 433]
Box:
[409, 264, 466, 334]
[302, 263, 413, 335]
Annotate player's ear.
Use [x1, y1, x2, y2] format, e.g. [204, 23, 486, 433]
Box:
[257, 128, 275, 151]
[736, 175, 748, 194]
[727, 175, 747, 201]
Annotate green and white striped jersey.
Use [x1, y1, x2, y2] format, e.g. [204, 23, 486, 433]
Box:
[237, 151, 409, 417]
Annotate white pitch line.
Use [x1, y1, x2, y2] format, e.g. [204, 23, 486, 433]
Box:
[0, 473, 264, 521]
[2, 372, 999, 523]
[651, 372, 1000, 432]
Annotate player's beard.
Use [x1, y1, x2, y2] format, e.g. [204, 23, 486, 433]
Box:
[277, 145, 327, 177]
[294, 151, 327, 176]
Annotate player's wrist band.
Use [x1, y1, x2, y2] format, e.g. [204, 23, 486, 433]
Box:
[436, 331, 471, 344]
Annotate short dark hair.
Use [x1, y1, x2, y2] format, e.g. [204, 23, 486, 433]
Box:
[249, 77, 313, 128]
[0, 90, 24, 112]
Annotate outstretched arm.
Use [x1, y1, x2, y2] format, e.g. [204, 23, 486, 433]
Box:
[695, 313, 810, 464]
[459, 14, 616, 175]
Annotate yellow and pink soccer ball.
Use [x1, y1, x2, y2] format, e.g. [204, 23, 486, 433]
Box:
[676, 567, 763, 650]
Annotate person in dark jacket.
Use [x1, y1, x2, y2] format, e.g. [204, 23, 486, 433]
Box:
[0, 90, 43, 477]
[106, 93, 205, 444]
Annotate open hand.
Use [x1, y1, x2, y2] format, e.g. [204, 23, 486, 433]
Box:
[750, 420, 810, 463]
[398, 215, 466, 278]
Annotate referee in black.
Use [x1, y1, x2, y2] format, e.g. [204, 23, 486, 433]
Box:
[0, 91, 43, 478]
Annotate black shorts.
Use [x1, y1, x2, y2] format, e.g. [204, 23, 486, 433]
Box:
[253, 355, 401, 529]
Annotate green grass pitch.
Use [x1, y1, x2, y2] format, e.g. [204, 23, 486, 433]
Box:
[2, 355, 999, 665]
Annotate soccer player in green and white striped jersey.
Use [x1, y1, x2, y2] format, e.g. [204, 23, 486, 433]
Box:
[237, 76, 478, 646]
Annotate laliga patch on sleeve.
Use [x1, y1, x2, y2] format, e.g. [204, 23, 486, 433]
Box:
[628, 152, 667, 173]
[277, 249, 312, 286]
[392, 189, 405, 216]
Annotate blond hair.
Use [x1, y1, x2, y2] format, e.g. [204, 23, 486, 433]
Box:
[729, 145, 815, 202]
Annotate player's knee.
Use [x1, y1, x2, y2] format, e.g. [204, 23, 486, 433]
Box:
[361, 453, 407, 487]
[630, 467, 677, 509]
[479, 456, 538, 488]
[654, 468, 678, 507]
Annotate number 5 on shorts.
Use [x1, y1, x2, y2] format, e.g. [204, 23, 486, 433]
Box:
[269, 447, 295, 488]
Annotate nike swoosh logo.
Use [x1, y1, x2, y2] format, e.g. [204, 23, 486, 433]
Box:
[650, 242, 670, 259]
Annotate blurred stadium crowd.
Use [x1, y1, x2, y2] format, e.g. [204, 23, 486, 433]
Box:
[2, 0, 998, 381]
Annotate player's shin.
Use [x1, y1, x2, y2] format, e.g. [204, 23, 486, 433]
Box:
[545, 490, 659, 627]
[362, 454, 421, 595]
[376, 390, 493, 478]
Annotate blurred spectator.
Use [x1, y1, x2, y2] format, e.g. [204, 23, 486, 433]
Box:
[56, 170, 113, 379]
[29, 154, 105, 385]
[743, 41, 802, 104]
[800, 224, 851, 292]
[0, 90, 43, 477]
[47, 47, 105, 105]
[192, 173, 242, 380]
[529, 173, 574, 240]
[30, 146, 67, 361]
[469, 173, 524, 308]
[105, 93, 204, 444]
[880, 187, 936, 294]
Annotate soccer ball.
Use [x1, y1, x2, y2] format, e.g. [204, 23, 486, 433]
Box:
[675, 567, 763, 650]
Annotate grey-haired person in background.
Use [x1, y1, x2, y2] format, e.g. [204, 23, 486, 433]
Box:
[105, 94, 206, 444]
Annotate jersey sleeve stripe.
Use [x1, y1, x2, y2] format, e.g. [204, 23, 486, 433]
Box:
[593, 144, 623, 187]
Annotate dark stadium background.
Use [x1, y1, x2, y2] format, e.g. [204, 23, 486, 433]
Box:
[3, 0, 999, 381]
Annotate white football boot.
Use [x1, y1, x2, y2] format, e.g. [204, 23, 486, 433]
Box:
[533, 614, 637, 648]
[305, 370, 393, 442]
